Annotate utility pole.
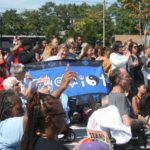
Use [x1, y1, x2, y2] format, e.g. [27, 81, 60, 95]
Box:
[138, 0, 142, 37]
[0, 13, 2, 49]
[103, 0, 106, 47]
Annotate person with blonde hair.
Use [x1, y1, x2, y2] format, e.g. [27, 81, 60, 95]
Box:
[42, 44, 54, 61]
[44, 44, 68, 61]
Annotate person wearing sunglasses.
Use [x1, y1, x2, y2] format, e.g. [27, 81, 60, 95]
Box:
[128, 42, 144, 95]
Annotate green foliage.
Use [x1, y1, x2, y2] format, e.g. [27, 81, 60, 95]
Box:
[108, 2, 141, 34]
[119, 0, 150, 23]
[1, 1, 149, 44]
[2, 10, 23, 34]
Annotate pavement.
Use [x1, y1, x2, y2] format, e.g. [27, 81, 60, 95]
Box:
[64, 124, 150, 150]
[65, 124, 87, 149]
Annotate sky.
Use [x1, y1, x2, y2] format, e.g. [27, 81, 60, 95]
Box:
[0, 0, 117, 12]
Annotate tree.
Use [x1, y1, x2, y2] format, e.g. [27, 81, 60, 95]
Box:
[119, 0, 150, 21]
[39, 2, 61, 40]
[118, 0, 150, 33]
[2, 10, 23, 35]
[21, 10, 42, 35]
[107, 2, 141, 35]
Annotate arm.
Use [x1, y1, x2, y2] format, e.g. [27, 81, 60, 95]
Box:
[131, 96, 139, 116]
[77, 48, 85, 60]
[22, 73, 33, 98]
[122, 115, 132, 126]
[116, 94, 132, 126]
[103, 61, 111, 73]
[132, 96, 147, 124]
[52, 70, 76, 98]
[52, 64, 76, 98]
[23, 115, 28, 131]
[10, 43, 21, 52]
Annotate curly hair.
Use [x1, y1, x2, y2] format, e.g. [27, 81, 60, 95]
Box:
[0, 90, 22, 121]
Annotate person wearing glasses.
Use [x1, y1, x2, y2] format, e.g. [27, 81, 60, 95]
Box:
[127, 42, 144, 95]
[3, 77, 21, 93]
[2, 76, 28, 112]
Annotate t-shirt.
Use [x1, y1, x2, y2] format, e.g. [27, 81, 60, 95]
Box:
[87, 105, 131, 144]
[0, 117, 24, 150]
[110, 52, 128, 70]
[34, 137, 69, 150]
[108, 93, 131, 117]
[0, 77, 5, 91]
[13, 47, 23, 64]
[44, 55, 60, 61]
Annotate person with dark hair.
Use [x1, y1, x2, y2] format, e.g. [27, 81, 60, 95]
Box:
[131, 84, 148, 124]
[110, 41, 130, 70]
[95, 44, 104, 61]
[0, 90, 26, 150]
[127, 42, 144, 94]
[20, 92, 69, 150]
[0, 90, 23, 121]
[140, 92, 150, 120]
[76, 36, 83, 55]
[18, 39, 35, 64]
[10, 36, 23, 64]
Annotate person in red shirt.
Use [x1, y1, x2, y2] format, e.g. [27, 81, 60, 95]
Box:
[10, 36, 23, 64]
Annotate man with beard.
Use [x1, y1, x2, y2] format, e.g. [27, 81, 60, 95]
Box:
[109, 68, 138, 126]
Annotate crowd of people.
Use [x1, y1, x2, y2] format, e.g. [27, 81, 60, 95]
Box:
[0, 35, 150, 150]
